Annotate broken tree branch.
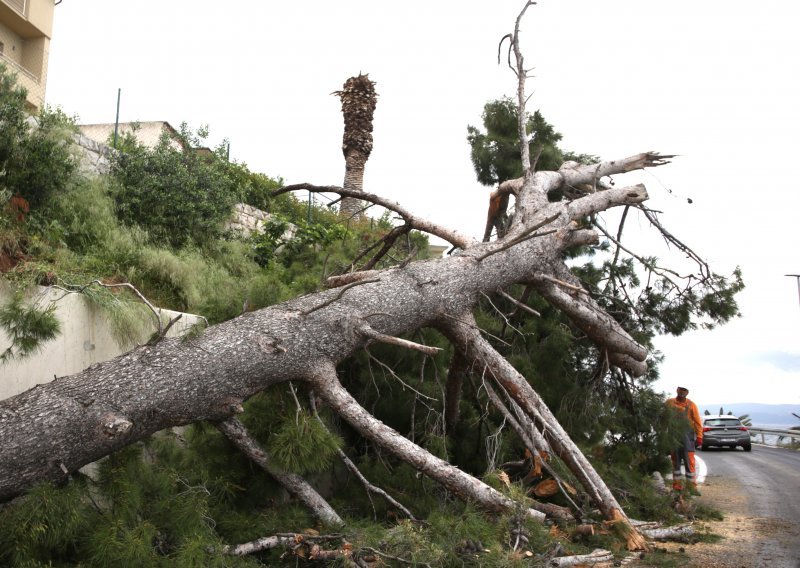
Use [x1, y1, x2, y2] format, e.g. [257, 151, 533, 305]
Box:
[357, 323, 442, 356]
[273, 183, 475, 250]
[309, 360, 546, 521]
[215, 417, 343, 526]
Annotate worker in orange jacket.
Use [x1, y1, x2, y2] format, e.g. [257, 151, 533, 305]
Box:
[665, 386, 703, 495]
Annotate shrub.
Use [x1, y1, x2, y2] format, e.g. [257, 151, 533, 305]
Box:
[110, 124, 240, 249]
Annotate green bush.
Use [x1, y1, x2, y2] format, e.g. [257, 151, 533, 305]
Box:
[0, 65, 78, 210]
[110, 124, 240, 249]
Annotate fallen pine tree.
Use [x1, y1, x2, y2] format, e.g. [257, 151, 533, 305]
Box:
[0, 1, 741, 563]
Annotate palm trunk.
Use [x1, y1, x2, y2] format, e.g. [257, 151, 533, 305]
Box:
[336, 74, 377, 220]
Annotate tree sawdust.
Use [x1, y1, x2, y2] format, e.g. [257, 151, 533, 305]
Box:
[639, 475, 799, 567]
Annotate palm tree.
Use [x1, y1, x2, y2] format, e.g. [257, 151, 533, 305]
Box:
[335, 74, 378, 220]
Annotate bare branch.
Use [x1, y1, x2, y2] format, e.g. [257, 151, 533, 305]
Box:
[510, 1, 538, 175]
[639, 206, 711, 279]
[358, 323, 442, 356]
[481, 378, 579, 520]
[220, 532, 346, 557]
[535, 274, 588, 295]
[53, 278, 166, 335]
[363, 348, 438, 402]
[481, 292, 525, 337]
[325, 270, 383, 289]
[475, 213, 560, 261]
[309, 391, 417, 520]
[437, 312, 648, 550]
[359, 223, 413, 271]
[499, 289, 541, 317]
[301, 278, 381, 315]
[308, 360, 546, 520]
[274, 183, 475, 249]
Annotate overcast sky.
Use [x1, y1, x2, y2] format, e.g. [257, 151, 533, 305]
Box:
[46, 1, 799, 412]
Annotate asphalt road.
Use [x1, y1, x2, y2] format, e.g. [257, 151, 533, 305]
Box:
[698, 444, 800, 567]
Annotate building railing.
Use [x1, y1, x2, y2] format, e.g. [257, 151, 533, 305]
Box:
[0, 51, 40, 82]
[2, 0, 27, 17]
[749, 427, 800, 446]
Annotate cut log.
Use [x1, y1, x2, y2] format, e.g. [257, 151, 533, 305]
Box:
[639, 523, 695, 541]
[549, 548, 614, 566]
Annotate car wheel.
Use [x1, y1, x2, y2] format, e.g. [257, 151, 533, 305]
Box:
[743, 444, 752, 452]
[701, 444, 708, 451]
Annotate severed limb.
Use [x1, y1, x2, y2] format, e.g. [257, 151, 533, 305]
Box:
[549, 548, 615, 567]
[220, 532, 350, 559]
[214, 417, 343, 526]
[308, 391, 416, 521]
[273, 183, 475, 250]
[437, 312, 649, 551]
[632, 521, 695, 542]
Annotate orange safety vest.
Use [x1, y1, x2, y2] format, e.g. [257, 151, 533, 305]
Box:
[666, 397, 703, 441]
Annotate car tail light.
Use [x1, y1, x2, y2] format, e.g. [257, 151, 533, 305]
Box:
[702, 427, 711, 432]
[738, 427, 748, 431]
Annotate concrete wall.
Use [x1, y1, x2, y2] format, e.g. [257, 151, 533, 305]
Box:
[0, 284, 205, 401]
[79, 122, 183, 151]
[74, 132, 114, 175]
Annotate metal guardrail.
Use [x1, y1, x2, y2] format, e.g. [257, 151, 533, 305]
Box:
[749, 427, 800, 445]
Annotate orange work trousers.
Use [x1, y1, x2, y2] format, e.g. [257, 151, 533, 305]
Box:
[670, 446, 697, 491]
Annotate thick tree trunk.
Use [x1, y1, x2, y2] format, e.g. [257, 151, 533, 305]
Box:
[0, 154, 662, 537]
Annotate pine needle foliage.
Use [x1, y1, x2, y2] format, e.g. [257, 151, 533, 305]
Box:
[0, 479, 97, 565]
[266, 410, 343, 475]
[0, 292, 60, 361]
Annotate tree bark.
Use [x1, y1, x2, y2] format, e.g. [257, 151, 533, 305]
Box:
[0, 153, 664, 537]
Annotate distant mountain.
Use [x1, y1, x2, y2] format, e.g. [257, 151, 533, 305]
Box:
[699, 403, 799, 428]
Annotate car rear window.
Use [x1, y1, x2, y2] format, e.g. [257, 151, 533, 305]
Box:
[704, 418, 742, 427]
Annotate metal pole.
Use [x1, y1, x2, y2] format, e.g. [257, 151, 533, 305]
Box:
[113, 88, 121, 149]
[785, 274, 800, 307]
